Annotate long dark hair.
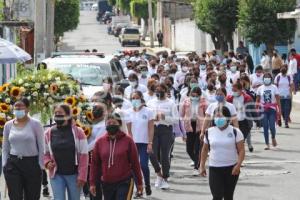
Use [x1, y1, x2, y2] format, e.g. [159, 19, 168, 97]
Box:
[54, 103, 73, 125]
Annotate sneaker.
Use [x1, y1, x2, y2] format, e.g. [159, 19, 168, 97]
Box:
[285, 124, 289, 128]
[154, 176, 163, 188]
[189, 161, 195, 167]
[160, 179, 170, 190]
[192, 169, 200, 176]
[42, 186, 50, 197]
[248, 146, 254, 153]
[145, 185, 152, 196]
[134, 192, 143, 199]
[264, 145, 270, 150]
[272, 138, 277, 147]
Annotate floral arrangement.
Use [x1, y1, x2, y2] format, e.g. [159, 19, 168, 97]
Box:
[0, 69, 94, 139]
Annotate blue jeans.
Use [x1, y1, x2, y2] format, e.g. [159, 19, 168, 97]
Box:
[135, 143, 150, 187]
[280, 98, 292, 125]
[50, 174, 81, 200]
[263, 109, 277, 145]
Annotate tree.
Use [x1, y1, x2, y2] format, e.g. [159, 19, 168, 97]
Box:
[238, 0, 297, 52]
[54, 0, 80, 50]
[117, 0, 131, 13]
[0, 0, 3, 20]
[130, 0, 155, 39]
[194, 0, 238, 52]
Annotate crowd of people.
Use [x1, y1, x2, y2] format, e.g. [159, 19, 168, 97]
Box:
[1, 41, 299, 200]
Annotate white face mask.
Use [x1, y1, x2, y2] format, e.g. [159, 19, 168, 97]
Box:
[182, 66, 188, 72]
[129, 81, 137, 87]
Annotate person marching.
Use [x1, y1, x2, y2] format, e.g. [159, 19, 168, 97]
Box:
[127, 91, 154, 197]
[2, 98, 44, 200]
[200, 106, 245, 200]
[90, 113, 143, 200]
[44, 104, 88, 200]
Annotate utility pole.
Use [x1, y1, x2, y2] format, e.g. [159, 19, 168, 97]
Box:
[34, 0, 46, 65]
[148, 0, 154, 48]
[45, 0, 55, 57]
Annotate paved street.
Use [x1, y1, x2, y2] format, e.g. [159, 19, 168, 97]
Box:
[61, 11, 144, 54]
[1, 10, 300, 200]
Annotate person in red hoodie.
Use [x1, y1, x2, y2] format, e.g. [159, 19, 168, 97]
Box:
[90, 113, 143, 200]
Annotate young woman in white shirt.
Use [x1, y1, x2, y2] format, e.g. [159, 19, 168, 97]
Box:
[127, 91, 154, 197]
[147, 83, 179, 190]
[250, 65, 264, 94]
[274, 64, 295, 128]
[200, 106, 245, 200]
[124, 73, 147, 99]
[256, 73, 282, 150]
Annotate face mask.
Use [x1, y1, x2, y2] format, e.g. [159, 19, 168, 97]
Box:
[156, 91, 165, 98]
[106, 124, 120, 135]
[132, 99, 142, 108]
[103, 83, 111, 91]
[14, 110, 26, 119]
[190, 83, 198, 90]
[191, 96, 200, 103]
[230, 66, 237, 73]
[141, 71, 148, 76]
[114, 95, 123, 99]
[232, 91, 240, 97]
[215, 95, 225, 103]
[129, 81, 137, 87]
[214, 117, 227, 128]
[151, 64, 156, 68]
[125, 55, 130, 59]
[54, 115, 66, 126]
[263, 78, 272, 85]
[182, 66, 188, 72]
[200, 64, 206, 71]
[92, 107, 104, 119]
[170, 69, 177, 74]
[256, 73, 262, 77]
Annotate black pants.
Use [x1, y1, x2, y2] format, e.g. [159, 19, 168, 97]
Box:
[102, 178, 134, 200]
[83, 152, 103, 200]
[42, 170, 48, 186]
[150, 125, 174, 178]
[186, 121, 201, 169]
[209, 165, 239, 200]
[4, 155, 42, 200]
[238, 119, 251, 140]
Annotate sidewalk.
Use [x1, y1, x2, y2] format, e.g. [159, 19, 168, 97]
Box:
[292, 92, 300, 109]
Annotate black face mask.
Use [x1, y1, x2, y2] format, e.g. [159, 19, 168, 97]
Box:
[92, 106, 104, 119]
[106, 124, 120, 135]
[170, 69, 177, 74]
[194, 72, 200, 77]
[54, 115, 66, 126]
[220, 79, 226, 84]
[156, 91, 165, 98]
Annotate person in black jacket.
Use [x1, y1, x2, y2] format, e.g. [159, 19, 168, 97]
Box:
[245, 51, 254, 74]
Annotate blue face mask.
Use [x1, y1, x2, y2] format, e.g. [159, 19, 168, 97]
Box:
[191, 96, 200, 103]
[232, 91, 240, 97]
[230, 66, 237, 73]
[190, 83, 198, 90]
[215, 95, 225, 103]
[200, 64, 206, 71]
[132, 99, 142, 109]
[214, 117, 227, 128]
[263, 78, 272, 85]
[14, 110, 26, 119]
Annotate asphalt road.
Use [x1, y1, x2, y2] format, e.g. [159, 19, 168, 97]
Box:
[61, 11, 144, 54]
[1, 11, 300, 200]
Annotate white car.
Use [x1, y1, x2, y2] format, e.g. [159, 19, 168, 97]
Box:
[40, 53, 126, 98]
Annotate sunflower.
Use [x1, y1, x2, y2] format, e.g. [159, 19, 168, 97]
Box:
[10, 86, 22, 98]
[83, 126, 92, 138]
[0, 103, 10, 113]
[64, 96, 77, 107]
[72, 107, 81, 117]
[49, 83, 59, 94]
[86, 110, 94, 122]
[75, 120, 82, 128]
[0, 86, 3, 93]
[0, 117, 6, 129]
[1, 83, 10, 92]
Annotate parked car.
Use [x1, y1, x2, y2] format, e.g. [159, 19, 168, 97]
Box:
[119, 28, 141, 47]
[40, 53, 127, 98]
[113, 23, 130, 37]
[102, 11, 115, 24]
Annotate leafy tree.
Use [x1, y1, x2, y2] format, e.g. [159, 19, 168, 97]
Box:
[108, 0, 117, 6]
[194, 0, 238, 52]
[0, 0, 4, 20]
[54, 0, 80, 49]
[117, 0, 131, 13]
[238, 0, 297, 52]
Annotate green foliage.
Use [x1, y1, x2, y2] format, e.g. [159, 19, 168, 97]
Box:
[194, 0, 238, 51]
[130, 0, 155, 20]
[54, 0, 80, 37]
[0, 0, 4, 21]
[108, 0, 117, 6]
[117, 0, 131, 12]
[238, 0, 297, 47]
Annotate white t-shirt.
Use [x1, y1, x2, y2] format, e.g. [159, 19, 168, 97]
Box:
[143, 92, 157, 102]
[128, 107, 154, 144]
[288, 58, 297, 75]
[205, 101, 237, 117]
[124, 84, 147, 99]
[138, 75, 149, 86]
[204, 91, 217, 105]
[204, 126, 244, 167]
[274, 74, 293, 98]
[250, 73, 264, 93]
[233, 95, 246, 121]
[147, 98, 179, 126]
[256, 84, 279, 108]
[88, 120, 106, 151]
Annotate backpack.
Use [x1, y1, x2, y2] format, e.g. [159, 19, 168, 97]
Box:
[205, 127, 238, 151]
[276, 75, 291, 88]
